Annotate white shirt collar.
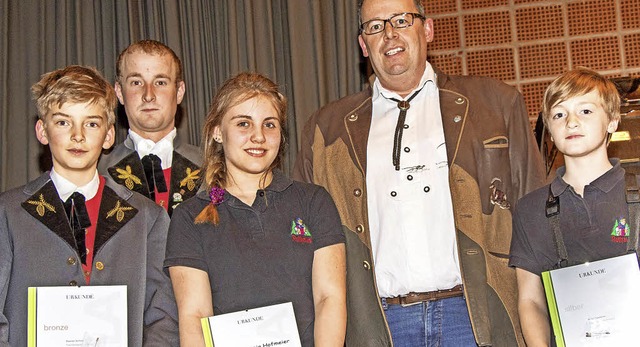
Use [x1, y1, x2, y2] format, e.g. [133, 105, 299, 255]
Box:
[50, 168, 100, 201]
[128, 128, 177, 170]
[372, 62, 437, 102]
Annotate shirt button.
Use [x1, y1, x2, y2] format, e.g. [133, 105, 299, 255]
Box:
[363, 261, 371, 270]
[403, 124, 409, 129]
[390, 191, 397, 197]
[67, 257, 77, 265]
[424, 186, 431, 193]
[353, 188, 362, 197]
[407, 175, 413, 181]
[355, 224, 364, 233]
[69, 280, 78, 286]
[95, 262, 105, 271]
[404, 147, 410, 153]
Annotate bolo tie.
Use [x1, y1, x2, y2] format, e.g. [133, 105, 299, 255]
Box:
[389, 86, 424, 171]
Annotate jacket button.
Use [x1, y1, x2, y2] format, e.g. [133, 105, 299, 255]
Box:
[363, 261, 371, 270]
[69, 280, 78, 286]
[348, 114, 358, 121]
[95, 261, 105, 271]
[455, 97, 464, 105]
[353, 188, 362, 197]
[84, 270, 91, 277]
[67, 257, 77, 265]
[454, 115, 462, 123]
[355, 224, 364, 233]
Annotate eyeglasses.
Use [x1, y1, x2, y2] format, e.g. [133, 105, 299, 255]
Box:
[360, 12, 426, 35]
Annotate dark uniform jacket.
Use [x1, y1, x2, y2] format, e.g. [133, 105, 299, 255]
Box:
[293, 67, 546, 347]
[98, 134, 202, 216]
[0, 173, 178, 346]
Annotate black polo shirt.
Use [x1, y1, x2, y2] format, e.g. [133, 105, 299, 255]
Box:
[164, 170, 344, 346]
[509, 160, 631, 275]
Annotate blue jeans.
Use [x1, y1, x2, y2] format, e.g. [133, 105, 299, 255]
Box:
[382, 296, 476, 347]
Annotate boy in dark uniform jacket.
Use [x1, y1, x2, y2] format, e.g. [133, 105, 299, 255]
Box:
[0, 65, 178, 346]
[98, 40, 201, 216]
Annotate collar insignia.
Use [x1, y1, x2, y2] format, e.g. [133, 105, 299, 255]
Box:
[106, 200, 134, 222]
[115, 165, 142, 190]
[180, 167, 201, 192]
[25, 194, 56, 217]
[291, 217, 312, 244]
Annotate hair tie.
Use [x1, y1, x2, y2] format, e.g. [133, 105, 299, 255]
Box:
[209, 186, 225, 205]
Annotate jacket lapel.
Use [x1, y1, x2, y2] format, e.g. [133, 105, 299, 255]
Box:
[167, 151, 201, 215]
[94, 185, 138, 252]
[436, 70, 468, 166]
[21, 180, 76, 251]
[106, 151, 151, 198]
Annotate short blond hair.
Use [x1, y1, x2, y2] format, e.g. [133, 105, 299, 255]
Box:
[116, 40, 183, 84]
[541, 68, 620, 128]
[31, 65, 117, 125]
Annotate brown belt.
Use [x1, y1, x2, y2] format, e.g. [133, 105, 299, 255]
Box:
[384, 285, 464, 306]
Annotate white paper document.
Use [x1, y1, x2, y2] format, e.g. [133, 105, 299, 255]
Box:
[201, 302, 301, 347]
[27, 285, 127, 347]
[542, 253, 640, 347]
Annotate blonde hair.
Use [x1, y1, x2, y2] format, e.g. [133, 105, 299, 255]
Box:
[116, 39, 183, 84]
[541, 67, 621, 128]
[31, 65, 117, 125]
[195, 72, 287, 224]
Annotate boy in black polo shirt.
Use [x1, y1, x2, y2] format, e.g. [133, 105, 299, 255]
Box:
[509, 68, 628, 346]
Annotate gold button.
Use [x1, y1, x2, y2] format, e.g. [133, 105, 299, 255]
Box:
[67, 257, 77, 265]
[69, 280, 77, 286]
[95, 261, 104, 271]
[353, 188, 362, 197]
[84, 270, 91, 277]
[363, 261, 371, 270]
[355, 224, 364, 233]
[455, 97, 464, 105]
[348, 114, 358, 121]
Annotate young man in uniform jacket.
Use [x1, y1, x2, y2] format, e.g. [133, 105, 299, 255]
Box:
[293, 0, 546, 345]
[98, 40, 201, 216]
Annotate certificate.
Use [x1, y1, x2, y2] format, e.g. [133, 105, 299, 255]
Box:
[542, 253, 640, 347]
[201, 302, 301, 347]
[27, 285, 127, 347]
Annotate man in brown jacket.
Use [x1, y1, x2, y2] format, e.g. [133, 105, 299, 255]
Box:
[293, 0, 545, 345]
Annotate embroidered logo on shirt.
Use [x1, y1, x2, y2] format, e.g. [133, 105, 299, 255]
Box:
[291, 218, 312, 244]
[611, 217, 630, 243]
[115, 165, 142, 190]
[26, 194, 56, 217]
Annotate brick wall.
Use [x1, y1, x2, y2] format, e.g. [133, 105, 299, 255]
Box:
[425, 0, 640, 126]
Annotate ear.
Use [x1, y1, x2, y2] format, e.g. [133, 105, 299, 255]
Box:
[176, 81, 186, 104]
[35, 119, 49, 145]
[213, 125, 223, 143]
[358, 35, 369, 58]
[114, 82, 125, 105]
[607, 119, 619, 133]
[102, 125, 116, 150]
[424, 18, 434, 43]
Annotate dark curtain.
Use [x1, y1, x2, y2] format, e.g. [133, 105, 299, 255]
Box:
[0, 0, 364, 191]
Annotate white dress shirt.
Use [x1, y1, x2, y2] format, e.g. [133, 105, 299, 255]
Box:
[50, 168, 100, 202]
[367, 62, 462, 297]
